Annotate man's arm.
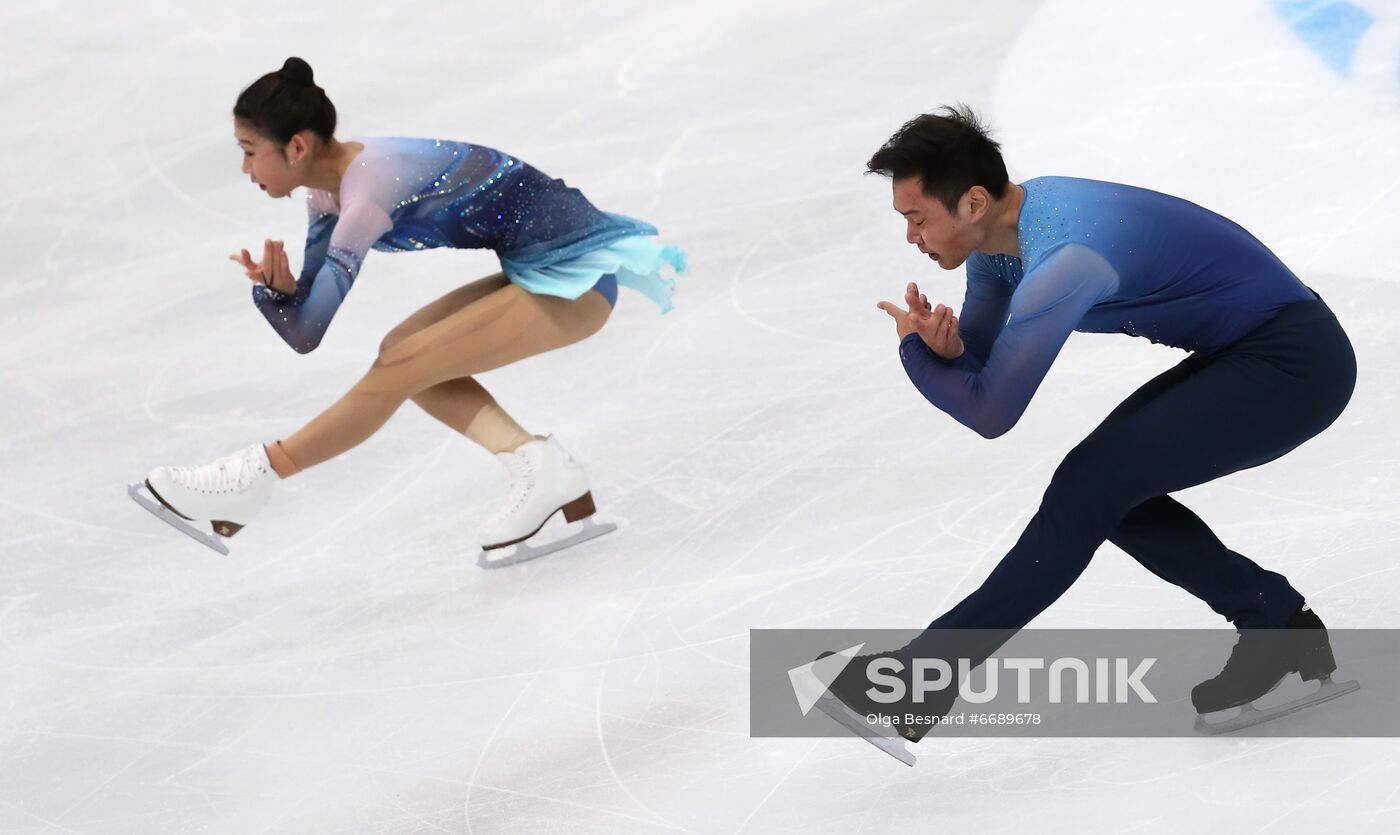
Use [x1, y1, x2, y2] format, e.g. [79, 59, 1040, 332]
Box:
[944, 255, 1016, 372]
[898, 243, 1120, 438]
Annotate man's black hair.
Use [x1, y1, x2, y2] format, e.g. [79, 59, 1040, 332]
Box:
[867, 105, 1009, 213]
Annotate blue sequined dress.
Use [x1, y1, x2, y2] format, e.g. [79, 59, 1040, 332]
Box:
[252, 136, 688, 353]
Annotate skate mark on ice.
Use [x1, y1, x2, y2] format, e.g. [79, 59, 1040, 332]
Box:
[649, 376, 929, 611]
[728, 237, 870, 349]
[1301, 167, 1400, 275]
[590, 657, 695, 833]
[462, 658, 689, 833]
[239, 438, 455, 576]
[590, 566, 719, 832]
[734, 739, 823, 833]
[1255, 742, 1396, 832]
[0, 494, 168, 545]
[137, 128, 251, 230]
[657, 615, 750, 672]
[0, 791, 81, 835]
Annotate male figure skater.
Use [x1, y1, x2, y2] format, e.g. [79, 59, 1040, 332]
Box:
[821, 106, 1358, 757]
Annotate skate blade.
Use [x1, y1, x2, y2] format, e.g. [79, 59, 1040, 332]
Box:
[127, 482, 230, 556]
[1194, 676, 1361, 735]
[476, 517, 617, 570]
[814, 694, 917, 767]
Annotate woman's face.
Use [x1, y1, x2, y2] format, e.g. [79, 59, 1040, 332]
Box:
[234, 119, 300, 199]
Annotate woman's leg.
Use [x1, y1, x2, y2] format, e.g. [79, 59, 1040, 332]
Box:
[377, 273, 533, 455]
[270, 277, 612, 476]
[403, 275, 618, 454]
[267, 273, 512, 476]
[412, 377, 532, 455]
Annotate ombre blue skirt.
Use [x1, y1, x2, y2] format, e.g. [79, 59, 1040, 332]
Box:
[498, 199, 687, 313]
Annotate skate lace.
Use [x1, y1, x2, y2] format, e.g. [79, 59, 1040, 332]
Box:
[170, 447, 265, 494]
[486, 453, 535, 527]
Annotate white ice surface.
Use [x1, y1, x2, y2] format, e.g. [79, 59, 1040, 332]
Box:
[2, 0, 1399, 832]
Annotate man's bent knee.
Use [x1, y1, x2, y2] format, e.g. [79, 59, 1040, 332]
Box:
[1044, 440, 1144, 512]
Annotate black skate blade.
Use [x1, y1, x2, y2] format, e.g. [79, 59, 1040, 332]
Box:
[1194, 676, 1360, 735]
[127, 482, 230, 556]
[476, 517, 617, 570]
[815, 694, 917, 767]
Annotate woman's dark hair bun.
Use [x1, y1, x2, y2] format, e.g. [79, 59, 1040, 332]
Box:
[279, 57, 315, 87]
[233, 57, 337, 145]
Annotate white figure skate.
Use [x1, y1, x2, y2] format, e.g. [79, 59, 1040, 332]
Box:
[129, 443, 277, 555]
[477, 436, 616, 569]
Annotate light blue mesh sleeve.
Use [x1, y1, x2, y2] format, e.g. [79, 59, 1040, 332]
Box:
[251, 197, 392, 354]
[898, 243, 1121, 438]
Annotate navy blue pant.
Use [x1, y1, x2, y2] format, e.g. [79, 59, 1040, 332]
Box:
[926, 292, 1356, 636]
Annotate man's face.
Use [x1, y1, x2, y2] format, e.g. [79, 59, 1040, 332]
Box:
[891, 177, 977, 270]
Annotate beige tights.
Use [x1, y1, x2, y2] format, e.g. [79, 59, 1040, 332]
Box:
[268, 273, 612, 477]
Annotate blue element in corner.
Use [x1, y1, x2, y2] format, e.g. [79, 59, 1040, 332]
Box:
[1272, 0, 1375, 77]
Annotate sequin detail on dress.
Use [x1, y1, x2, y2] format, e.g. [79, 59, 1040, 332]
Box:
[252, 136, 686, 352]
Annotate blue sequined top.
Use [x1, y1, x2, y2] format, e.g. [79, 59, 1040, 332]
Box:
[252, 136, 658, 353]
[899, 176, 1315, 438]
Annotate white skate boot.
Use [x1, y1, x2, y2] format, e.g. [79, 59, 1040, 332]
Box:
[476, 435, 617, 569]
[128, 443, 278, 555]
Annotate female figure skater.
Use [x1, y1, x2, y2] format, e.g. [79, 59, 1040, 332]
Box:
[133, 57, 686, 563]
